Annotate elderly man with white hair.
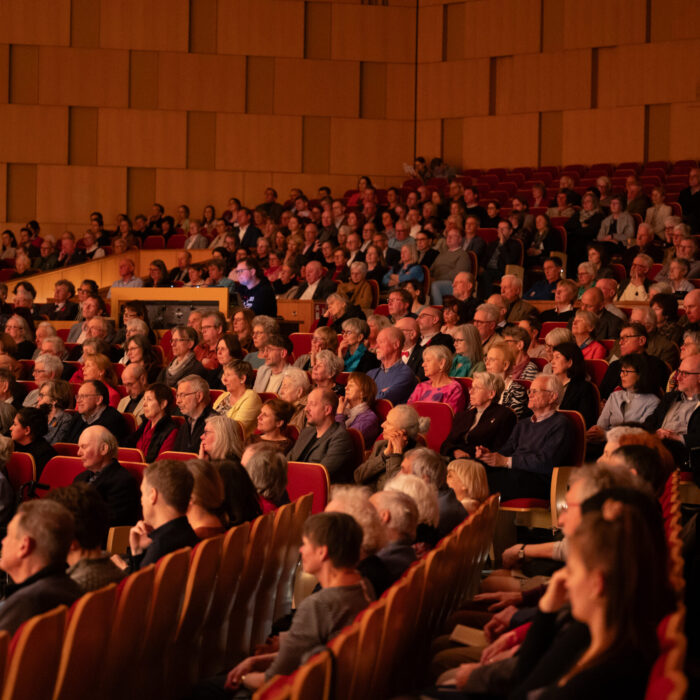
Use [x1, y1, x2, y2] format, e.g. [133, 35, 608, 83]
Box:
[73, 425, 141, 526]
[23, 354, 63, 407]
[367, 327, 418, 404]
[500, 274, 536, 323]
[607, 306, 679, 368]
[476, 374, 574, 500]
[473, 303, 501, 355]
[293, 260, 337, 300]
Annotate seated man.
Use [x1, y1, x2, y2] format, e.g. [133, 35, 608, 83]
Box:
[369, 489, 418, 581]
[480, 220, 522, 297]
[253, 334, 292, 394]
[107, 258, 143, 299]
[168, 250, 191, 284]
[23, 353, 63, 407]
[44, 279, 79, 320]
[293, 260, 337, 300]
[576, 287, 624, 341]
[477, 374, 573, 501]
[67, 315, 118, 362]
[500, 275, 537, 322]
[417, 306, 455, 351]
[128, 459, 199, 570]
[617, 254, 653, 302]
[203, 512, 371, 695]
[595, 277, 626, 320]
[233, 257, 277, 317]
[539, 279, 577, 323]
[287, 388, 355, 482]
[387, 288, 415, 322]
[195, 311, 227, 371]
[401, 446, 467, 537]
[608, 306, 679, 369]
[117, 363, 148, 425]
[73, 425, 141, 526]
[473, 303, 501, 355]
[367, 327, 418, 405]
[430, 228, 472, 305]
[66, 294, 105, 343]
[395, 316, 424, 380]
[524, 258, 563, 301]
[65, 380, 129, 443]
[156, 325, 206, 387]
[172, 375, 215, 454]
[0, 500, 81, 635]
[48, 483, 126, 592]
[56, 231, 86, 268]
[450, 271, 479, 322]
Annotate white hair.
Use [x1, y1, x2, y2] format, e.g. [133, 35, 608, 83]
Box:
[373, 489, 418, 540]
[384, 474, 439, 528]
[328, 485, 386, 555]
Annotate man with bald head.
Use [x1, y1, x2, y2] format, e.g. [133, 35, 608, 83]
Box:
[680, 289, 700, 333]
[624, 223, 664, 267]
[73, 425, 140, 526]
[395, 316, 424, 380]
[574, 287, 624, 340]
[293, 260, 337, 300]
[500, 274, 536, 322]
[451, 271, 478, 321]
[595, 278, 626, 320]
[117, 364, 148, 424]
[367, 327, 418, 404]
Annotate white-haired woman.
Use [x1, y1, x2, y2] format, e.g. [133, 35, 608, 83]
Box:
[354, 404, 430, 490]
[199, 414, 245, 462]
[337, 261, 373, 309]
[311, 349, 344, 395]
[338, 318, 380, 374]
[576, 262, 596, 299]
[384, 472, 440, 551]
[485, 341, 529, 417]
[408, 345, 466, 414]
[279, 367, 310, 433]
[446, 459, 489, 515]
[4, 314, 35, 359]
[449, 324, 485, 378]
[571, 310, 607, 360]
[243, 443, 290, 513]
[243, 315, 279, 370]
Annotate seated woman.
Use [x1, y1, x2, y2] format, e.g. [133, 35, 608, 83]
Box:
[445, 459, 489, 515]
[336, 372, 380, 446]
[571, 310, 607, 360]
[366, 314, 391, 354]
[230, 307, 255, 354]
[118, 319, 149, 363]
[37, 380, 74, 445]
[207, 333, 244, 390]
[116, 300, 157, 344]
[144, 259, 169, 288]
[354, 405, 430, 490]
[363, 244, 388, 286]
[127, 383, 178, 462]
[243, 315, 279, 370]
[587, 241, 614, 280]
[10, 407, 56, 477]
[241, 442, 290, 514]
[330, 247, 350, 283]
[185, 459, 228, 539]
[246, 398, 295, 454]
[597, 194, 635, 248]
[650, 293, 682, 346]
[294, 326, 338, 371]
[83, 353, 121, 408]
[122, 334, 161, 383]
[441, 296, 467, 336]
[408, 345, 466, 415]
[667, 257, 694, 297]
[382, 243, 424, 290]
[200, 414, 245, 461]
[441, 372, 517, 460]
[338, 318, 380, 374]
[315, 293, 363, 334]
[311, 349, 344, 396]
[212, 360, 261, 438]
[449, 324, 485, 378]
[385, 472, 440, 550]
[550, 342, 600, 428]
[525, 213, 563, 268]
[156, 325, 205, 387]
[4, 314, 35, 360]
[278, 367, 311, 434]
[576, 262, 597, 298]
[587, 353, 660, 443]
[540, 327, 575, 372]
[336, 261, 373, 310]
[484, 342, 529, 418]
[69, 338, 112, 384]
[402, 279, 428, 316]
[504, 325, 540, 381]
[184, 262, 206, 286]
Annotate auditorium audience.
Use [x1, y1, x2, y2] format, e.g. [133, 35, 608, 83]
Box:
[173, 375, 215, 454]
[408, 345, 466, 414]
[10, 407, 56, 477]
[246, 399, 295, 454]
[157, 325, 205, 387]
[37, 379, 73, 445]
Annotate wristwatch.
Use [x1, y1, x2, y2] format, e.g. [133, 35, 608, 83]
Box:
[518, 544, 526, 562]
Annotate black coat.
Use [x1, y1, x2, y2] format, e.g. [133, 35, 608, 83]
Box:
[127, 416, 179, 463]
[441, 403, 517, 459]
[600, 353, 670, 400]
[65, 406, 129, 443]
[559, 379, 599, 429]
[44, 301, 79, 321]
[14, 439, 56, 478]
[293, 277, 337, 301]
[173, 406, 215, 454]
[422, 332, 455, 353]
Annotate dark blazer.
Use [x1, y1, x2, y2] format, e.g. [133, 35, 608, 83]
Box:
[65, 406, 129, 443]
[384, 247, 400, 268]
[437, 487, 468, 537]
[126, 416, 179, 463]
[134, 516, 199, 570]
[240, 225, 263, 251]
[559, 378, 599, 428]
[14, 439, 56, 478]
[464, 236, 487, 264]
[422, 332, 455, 353]
[405, 344, 425, 381]
[293, 277, 337, 301]
[44, 301, 79, 321]
[417, 248, 439, 269]
[592, 309, 624, 341]
[316, 305, 365, 334]
[287, 422, 355, 483]
[58, 250, 86, 267]
[374, 540, 416, 582]
[483, 238, 522, 273]
[540, 308, 575, 323]
[441, 402, 517, 459]
[168, 267, 190, 284]
[73, 459, 141, 526]
[173, 405, 215, 454]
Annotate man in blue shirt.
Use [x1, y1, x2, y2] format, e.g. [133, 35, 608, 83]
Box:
[367, 327, 417, 405]
[524, 257, 563, 300]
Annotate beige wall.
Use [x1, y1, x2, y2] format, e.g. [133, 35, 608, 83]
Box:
[0, 0, 698, 235]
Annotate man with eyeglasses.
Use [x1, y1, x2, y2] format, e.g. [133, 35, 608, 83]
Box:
[34, 239, 59, 272]
[117, 364, 148, 425]
[473, 303, 501, 355]
[253, 334, 292, 394]
[395, 316, 425, 380]
[66, 294, 105, 344]
[415, 230, 438, 268]
[156, 325, 205, 388]
[599, 322, 670, 400]
[194, 311, 226, 371]
[476, 374, 573, 501]
[232, 257, 277, 317]
[575, 287, 623, 341]
[388, 219, 416, 254]
[65, 380, 128, 443]
[417, 306, 455, 352]
[172, 375, 214, 454]
[22, 354, 63, 408]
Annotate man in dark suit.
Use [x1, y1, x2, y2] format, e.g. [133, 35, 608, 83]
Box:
[237, 207, 262, 252]
[172, 374, 215, 453]
[417, 306, 455, 352]
[463, 215, 486, 265]
[66, 381, 129, 443]
[540, 279, 578, 323]
[395, 316, 425, 381]
[287, 388, 355, 483]
[73, 425, 141, 526]
[44, 280, 79, 320]
[480, 220, 522, 297]
[576, 287, 624, 341]
[293, 260, 337, 301]
[168, 250, 191, 284]
[56, 231, 86, 268]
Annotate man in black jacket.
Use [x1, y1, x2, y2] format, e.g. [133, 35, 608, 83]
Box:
[73, 425, 141, 526]
[44, 280, 79, 320]
[395, 316, 425, 380]
[65, 381, 129, 443]
[293, 260, 337, 301]
[417, 306, 455, 352]
[576, 287, 624, 341]
[172, 375, 215, 454]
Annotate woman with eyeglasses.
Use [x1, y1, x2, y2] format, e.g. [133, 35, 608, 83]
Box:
[4, 315, 35, 360]
[37, 380, 74, 445]
[337, 318, 379, 373]
[127, 383, 178, 462]
[571, 310, 607, 360]
[550, 342, 599, 428]
[449, 324, 485, 378]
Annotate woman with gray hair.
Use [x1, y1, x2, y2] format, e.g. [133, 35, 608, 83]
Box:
[408, 345, 466, 414]
[338, 318, 379, 373]
[199, 414, 245, 462]
[243, 315, 279, 370]
[449, 324, 485, 377]
[337, 260, 373, 309]
[37, 380, 74, 445]
[4, 314, 35, 360]
[278, 367, 311, 433]
[354, 404, 430, 490]
[316, 292, 365, 334]
[293, 326, 338, 372]
[382, 241, 424, 289]
[311, 349, 344, 395]
[571, 310, 607, 360]
[242, 442, 289, 513]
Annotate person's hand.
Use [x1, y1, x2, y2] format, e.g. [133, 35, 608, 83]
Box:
[480, 630, 518, 664]
[455, 663, 479, 690]
[585, 425, 605, 441]
[656, 428, 682, 442]
[313, 240, 321, 252]
[474, 445, 489, 460]
[129, 520, 153, 556]
[337, 396, 346, 414]
[539, 568, 569, 614]
[480, 451, 507, 467]
[473, 591, 524, 611]
[453, 449, 470, 459]
[224, 656, 258, 690]
[198, 442, 206, 459]
[388, 429, 407, 455]
[338, 338, 350, 354]
[483, 605, 518, 642]
[501, 544, 524, 569]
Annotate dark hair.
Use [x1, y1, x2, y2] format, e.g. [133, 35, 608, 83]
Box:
[148, 259, 169, 286]
[16, 406, 48, 439]
[552, 342, 586, 380]
[84, 380, 109, 407]
[266, 334, 293, 355]
[401, 279, 426, 305]
[224, 359, 254, 388]
[303, 512, 363, 569]
[172, 325, 198, 346]
[622, 321, 648, 343]
[145, 383, 174, 415]
[587, 241, 610, 266]
[610, 444, 668, 496]
[13, 281, 36, 299]
[389, 287, 412, 306]
[55, 279, 76, 297]
[179, 204, 190, 217]
[264, 398, 295, 425]
[215, 459, 263, 526]
[41, 379, 73, 410]
[238, 256, 264, 280]
[649, 293, 678, 323]
[619, 353, 656, 394]
[47, 483, 110, 550]
[218, 333, 243, 361]
[81, 279, 99, 295]
[2, 230, 17, 248]
[126, 334, 157, 367]
[144, 460, 194, 514]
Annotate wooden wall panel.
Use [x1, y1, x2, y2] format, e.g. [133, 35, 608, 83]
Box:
[0, 105, 67, 163]
[38, 48, 129, 107]
[562, 0, 647, 49]
[36, 165, 126, 223]
[650, 0, 700, 42]
[274, 59, 359, 117]
[597, 41, 700, 108]
[6, 164, 37, 221]
[187, 112, 216, 170]
[217, 0, 305, 58]
[541, 0, 565, 52]
[561, 106, 646, 164]
[155, 170, 246, 219]
[99, 0, 189, 51]
[189, 0, 217, 54]
[331, 5, 416, 63]
[329, 118, 414, 176]
[302, 116, 331, 173]
[417, 59, 490, 119]
[442, 118, 464, 170]
[69, 107, 98, 166]
[0, 45, 8, 104]
[127, 167, 156, 219]
[305, 2, 331, 60]
[459, 113, 539, 169]
[647, 104, 671, 162]
[668, 103, 700, 161]
[246, 57, 275, 115]
[416, 120, 442, 161]
[97, 109, 187, 168]
[463, 0, 541, 59]
[540, 111, 563, 166]
[216, 114, 303, 172]
[385, 64, 416, 121]
[360, 63, 387, 120]
[70, 0, 100, 49]
[129, 51, 159, 110]
[0, 0, 70, 46]
[269, 173, 359, 205]
[0, 163, 6, 223]
[417, 6, 443, 64]
[9, 45, 38, 104]
[495, 50, 592, 115]
[158, 52, 246, 113]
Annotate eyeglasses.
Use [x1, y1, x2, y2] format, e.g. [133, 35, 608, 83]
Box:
[176, 391, 198, 399]
[676, 369, 700, 376]
[619, 369, 638, 375]
[527, 388, 553, 395]
[201, 325, 216, 331]
[619, 334, 641, 342]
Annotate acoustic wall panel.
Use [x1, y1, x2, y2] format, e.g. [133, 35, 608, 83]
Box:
[6, 164, 37, 221]
[9, 45, 38, 104]
[650, 0, 700, 42]
[561, 0, 647, 49]
[0, 105, 68, 163]
[460, 113, 540, 169]
[417, 59, 490, 119]
[0, 0, 71, 47]
[668, 102, 700, 161]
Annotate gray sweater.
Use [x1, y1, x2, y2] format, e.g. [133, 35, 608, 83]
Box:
[430, 248, 472, 280]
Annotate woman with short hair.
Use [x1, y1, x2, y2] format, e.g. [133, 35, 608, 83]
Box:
[336, 372, 380, 446]
[336, 261, 373, 309]
[408, 345, 466, 415]
[449, 324, 485, 378]
[338, 318, 380, 373]
[212, 360, 261, 438]
[128, 383, 179, 462]
[278, 367, 311, 433]
[294, 325, 339, 372]
[185, 459, 228, 539]
[311, 349, 344, 395]
[571, 310, 607, 360]
[37, 379, 73, 445]
[446, 459, 489, 514]
[243, 315, 279, 370]
[243, 443, 290, 513]
[246, 398, 295, 454]
[484, 342, 529, 417]
[4, 315, 35, 360]
[382, 243, 425, 289]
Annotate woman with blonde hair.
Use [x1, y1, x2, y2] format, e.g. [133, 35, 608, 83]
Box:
[212, 360, 261, 437]
[83, 353, 120, 408]
[199, 415, 244, 461]
[485, 341, 528, 417]
[279, 367, 311, 433]
[185, 459, 228, 538]
[446, 459, 489, 514]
